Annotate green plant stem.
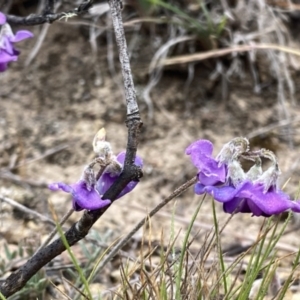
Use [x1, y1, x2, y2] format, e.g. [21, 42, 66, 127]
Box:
[175, 194, 204, 300]
[56, 222, 92, 299]
[212, 199, 228, 295]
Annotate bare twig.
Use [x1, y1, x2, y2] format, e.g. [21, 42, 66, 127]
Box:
[108, 0, 140, 116]
[0, 195, 55, 226]
[0, 0, 142, 297]
[247, 117, 300, 139]
[157, 43, 300, 68]
[0, 171, 49, 188]
[5, 0, 93, 26]
[0, 144, 68, 172]
[145, 35, 194, 119]
[25, 23, 51, 66]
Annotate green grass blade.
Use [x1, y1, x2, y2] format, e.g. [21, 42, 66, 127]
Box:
[55, 222, 93, 299]
[175, 195, 204, 300]
[211, 199, 228, 295]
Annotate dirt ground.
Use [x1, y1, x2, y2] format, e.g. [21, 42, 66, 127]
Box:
[2, 3, 300, 298]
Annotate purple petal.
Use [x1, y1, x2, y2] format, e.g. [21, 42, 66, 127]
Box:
[223, 197, 248, 214]
[223, 198, 270, 217]
[96, 173, 116, 196]
[0, 62, 8, 71]
[198, 168, 226, 186]
[1, 39, 14, 55]
[116, 151, 143, 167]
[116, 153, 143, 198]
[239, 184, 294, 216]
[117, 180, 139, 198]
[10, 30, 34, 43]
[220, 183, 294, 216]
[246, 200, 267, 217]
[186, 140, 214, 171]
[186, 139, 226, 185]
[195, 182, 257, 214]
[194, 183, 206, 195]
[49, 181, 111, 211]
[292, 201, 300, 213]
[0, 50, 18, 63]
[116, 151, 126, 164]
[97, 152, 143, 199]
[0, 26, 33, 72]
[0, 12, 6, 25]
[49, 182, 73, 193]
[196, 181, 250, 202]
[196, 180, 294, 217]
[186, 140, 214, 160]
[71, 181, 111, 210]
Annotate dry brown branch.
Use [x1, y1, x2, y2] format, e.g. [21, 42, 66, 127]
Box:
[156, 43, 300, 68]
[0, 0, 143, 297]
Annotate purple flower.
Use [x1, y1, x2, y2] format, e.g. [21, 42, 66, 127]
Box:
[49, 180, 112, 211]
[188, 138, 300, 217]
[186, 140, 227, 186]
[0, 12, 33, 72]
[195, 181, 300, 217]
[49, 152, 143, 211]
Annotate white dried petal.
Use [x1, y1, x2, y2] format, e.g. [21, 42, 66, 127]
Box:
[217, 137, 249, 164]
[82, 166, 96, 191]
[93, 128, 113, 158]
[246, 158, 263, 181]
[255, 164, 281, 192]
[105, 159, 122, 176]
[227, 160, 246, 187]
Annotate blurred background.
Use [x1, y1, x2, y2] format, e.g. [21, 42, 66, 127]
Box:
[1, 0, 300, 298]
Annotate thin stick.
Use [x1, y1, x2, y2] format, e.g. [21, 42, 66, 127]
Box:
[0, 195, 55, 226]
[108, 0, 139, 117]
[247, 117, 300, 139]
[0, 1, 143, 297]
[6, 1, 93, 26]
[0, 144, 68, 172]
[25, 23, 50, 66]
[157, 43, 300, 68]
[0, 171, 48, 188]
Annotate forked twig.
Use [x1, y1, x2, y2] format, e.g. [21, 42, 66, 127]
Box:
[6, 0, 93, 26]
[0, 0, 142, 297]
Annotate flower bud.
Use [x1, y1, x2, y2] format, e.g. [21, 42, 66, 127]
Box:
[93, 128, 113, 158]
[254, 149, 281, 192]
